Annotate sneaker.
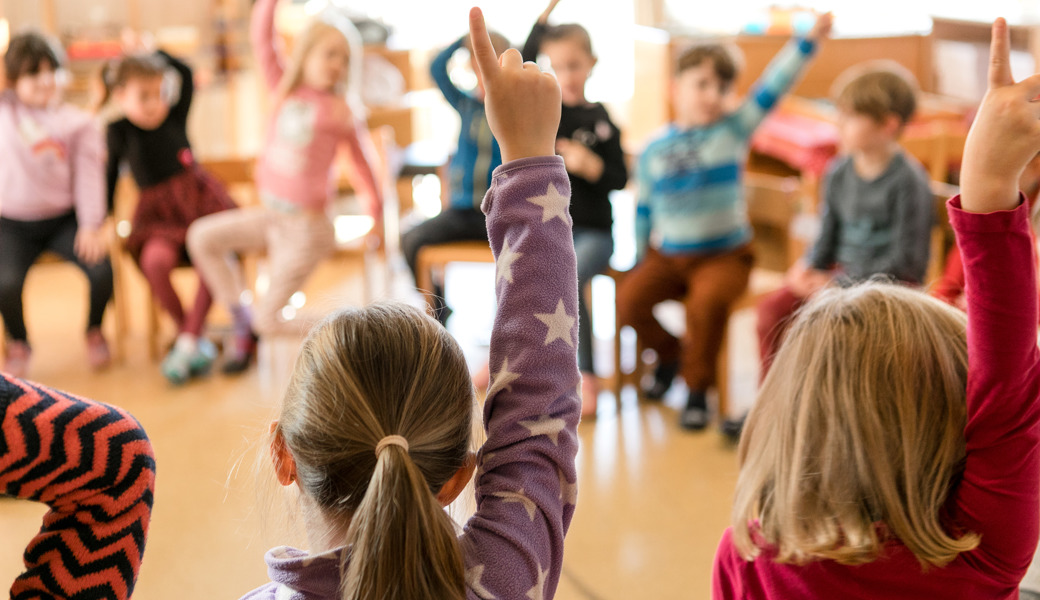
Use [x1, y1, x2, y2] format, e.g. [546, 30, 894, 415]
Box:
[161, 345, 193, 385]
[222, 331, 258, 374]
[85, 328, 111, 371]
[188, 338, 217, 376]
[3, 341, 31, 378]
[644, 361, 679, 400]
[679, 390, 709, 431]
[580, 373, 599, 419]
[720, 413, 746, 444]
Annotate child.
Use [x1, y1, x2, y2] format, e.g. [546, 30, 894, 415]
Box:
[617, 13, 831, 430]
[521, 0, 629, 417]
[240, 8, 578, 599]
[103, 45, 236, 384]
[1, 373, 156, 599]
[187, 0, 382, 374]
[0, 32, 112, 378]
[735, 65, 935, 437]
[714, 18, 1040, 599]
[399, 27, 509, 323]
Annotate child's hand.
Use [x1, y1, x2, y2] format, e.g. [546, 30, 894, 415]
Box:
[538, 0, 562, 24]
[806, 12, 833, 42]
[74, 228, 108, 266]
[961, 18, 1040, 214]
[556, 139, 604, 181]
[469, 7, 561, 163]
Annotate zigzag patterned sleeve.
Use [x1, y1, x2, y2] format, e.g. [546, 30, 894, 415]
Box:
[0, 375, 156, 600]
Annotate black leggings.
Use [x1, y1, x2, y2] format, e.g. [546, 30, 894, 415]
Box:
[0, 213, 113, 343]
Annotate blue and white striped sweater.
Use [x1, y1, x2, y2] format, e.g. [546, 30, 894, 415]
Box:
[636, 37, 816, 260]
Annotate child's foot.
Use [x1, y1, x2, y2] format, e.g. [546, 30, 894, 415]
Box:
[3, 341, 31, 378]
[85, 328, 111, 371]
[188, 338, 217, 376]
[720, 413, 746, 444]
[580, 372, 599, 419]
[644, 361, 678, 400]
[161, 344, 193, 385]
[222, 331, 258, 375]
[472, 360, 491, 390]
[679, 389, 709, 431]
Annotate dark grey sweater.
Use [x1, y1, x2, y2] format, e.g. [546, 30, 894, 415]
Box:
[807, 152, 933, 283]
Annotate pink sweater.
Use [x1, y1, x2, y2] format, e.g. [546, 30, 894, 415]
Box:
[713, 195, 1040, 599]
[251, 0, 381, 216]
[0, 91, 106, 229]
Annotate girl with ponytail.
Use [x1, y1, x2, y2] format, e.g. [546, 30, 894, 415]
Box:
[241, 8, 580, 600]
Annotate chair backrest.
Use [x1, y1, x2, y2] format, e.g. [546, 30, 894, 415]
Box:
[745, 172, 802, 273]
[925, 180, 959, 286]
[199, 157, 259, 207]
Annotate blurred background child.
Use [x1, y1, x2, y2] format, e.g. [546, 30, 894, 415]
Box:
[0, 32, 112, 378]
[521, 0, 628, 417]
[188, 0, 382, 375]
[103, 36, 236, 385]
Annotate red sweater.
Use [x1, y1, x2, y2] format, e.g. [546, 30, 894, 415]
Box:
[714, 196, 1040, 599]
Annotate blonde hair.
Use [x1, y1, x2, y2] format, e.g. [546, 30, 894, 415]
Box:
[276, 302, 474, 600]
[275, 15, 363, 113]
[733, 282, 980, 568]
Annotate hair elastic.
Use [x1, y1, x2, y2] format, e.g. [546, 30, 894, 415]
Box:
[375, 435, 409, 456]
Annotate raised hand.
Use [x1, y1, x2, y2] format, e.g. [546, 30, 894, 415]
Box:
[469, 7, 561, 163]
[538, 0, 562, 24]
[806, 12, 833, 42]
[961, 18, 1040, 213]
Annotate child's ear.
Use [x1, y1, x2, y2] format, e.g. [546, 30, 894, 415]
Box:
[269, 422, 298, 487]
[436, 452, 477, 506]
[883, 113, 903, 137]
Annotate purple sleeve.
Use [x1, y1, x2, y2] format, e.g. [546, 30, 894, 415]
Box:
[71, 117, 107, 230]
[948, 195, 1040, 583]
[460, 156, 580, 600]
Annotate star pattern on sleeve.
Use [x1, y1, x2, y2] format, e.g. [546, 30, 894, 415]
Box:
[519, 414, 567, 446]
[496, 238, 523, 285]
[526, 566, 550, 600]
[486, 357, 521, 399]
[558, 468, 578, 506]
[493, 488, 538, 521]
[466, 564, 497, 599]
[526, 182, 570, 224]
[534, 299, 575, 348]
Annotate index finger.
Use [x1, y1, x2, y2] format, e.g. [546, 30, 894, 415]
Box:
[469, 7, 498, 86]
[988, 17, 1013, 89]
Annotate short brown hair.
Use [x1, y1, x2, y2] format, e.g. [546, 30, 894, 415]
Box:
[463, 31, 511, 57]
[676, 44, 739, 87]
[542, 23, 594, 57]
[5, 32, 63, 84]
[835, 63, 918, 125]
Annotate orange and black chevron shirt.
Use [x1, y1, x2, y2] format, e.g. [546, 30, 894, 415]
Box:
[0, 374, 155, 599]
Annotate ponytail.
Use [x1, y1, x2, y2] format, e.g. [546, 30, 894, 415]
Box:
[277, 303, 474, 600]
[343, 444, 465, 600]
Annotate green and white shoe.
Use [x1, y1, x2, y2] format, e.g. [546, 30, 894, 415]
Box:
[161, 345, 192, 385]
[188, 338, 217, 376]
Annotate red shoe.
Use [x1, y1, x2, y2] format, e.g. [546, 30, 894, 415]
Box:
[86, 328, 111, 371]
[3, 341, 31, 378]
[222, 331, 258, 374]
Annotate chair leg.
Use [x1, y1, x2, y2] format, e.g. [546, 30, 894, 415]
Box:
[110, 252, 128, 364]
[716, 326, 730, 423]
[148, 294, 161, 361]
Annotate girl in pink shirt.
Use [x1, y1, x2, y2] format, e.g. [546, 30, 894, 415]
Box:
[187, 0, 382, 374]
[714, 20, 1040, 599]
[0, 33, 112, 377]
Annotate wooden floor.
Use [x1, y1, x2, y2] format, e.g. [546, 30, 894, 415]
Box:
[0, 250, 753, 600]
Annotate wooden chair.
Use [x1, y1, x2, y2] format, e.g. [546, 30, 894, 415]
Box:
[925, 181, 958, 288]
[414, 241, 495, 313]
[611, 173, 802, 422]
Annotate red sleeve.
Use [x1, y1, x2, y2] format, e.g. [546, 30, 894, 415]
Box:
[712, 528, 742, 600]
[948, 195, 1040, 584]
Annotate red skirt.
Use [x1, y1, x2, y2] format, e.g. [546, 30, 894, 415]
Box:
[127, 165, 236, 263]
